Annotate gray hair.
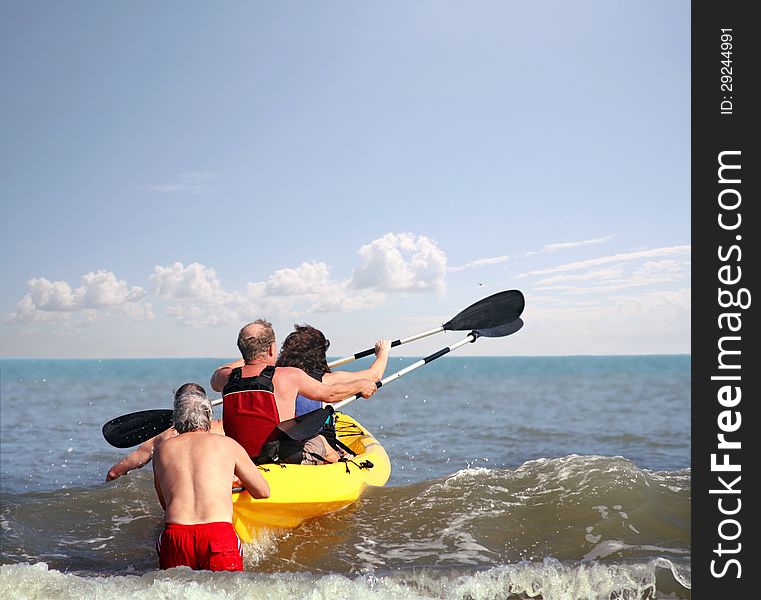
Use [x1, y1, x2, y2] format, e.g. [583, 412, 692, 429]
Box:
[237, 319, 275, 361]
[173, 383, 212, 434]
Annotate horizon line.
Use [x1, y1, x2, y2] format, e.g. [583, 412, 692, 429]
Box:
[0, 353, 692, 361]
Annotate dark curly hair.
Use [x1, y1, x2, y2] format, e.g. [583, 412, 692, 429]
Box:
[276, 324, 331, 381]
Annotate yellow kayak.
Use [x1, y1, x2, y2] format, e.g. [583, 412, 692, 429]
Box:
[231, 412, 390, 543]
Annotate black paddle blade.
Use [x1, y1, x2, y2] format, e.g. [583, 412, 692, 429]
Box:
[277, 406, 335, 441]
[102, 409, 174, 448]
[474, 318, 524, 338]
[444, 289, 524, 331]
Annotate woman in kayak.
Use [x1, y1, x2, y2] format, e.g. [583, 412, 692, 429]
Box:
[107, 327, 389, 479]
[276, 324, 391, 416]
[212, 321, 378, 466]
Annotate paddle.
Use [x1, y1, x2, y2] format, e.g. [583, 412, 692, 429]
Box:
[102, 398, 223, 448]
[333, 318, 524, 410]
[275, 319, 524, 440]
[102, 291, 524, 448]
[327, 289, 524, 368]
[102, 409, 176, 449]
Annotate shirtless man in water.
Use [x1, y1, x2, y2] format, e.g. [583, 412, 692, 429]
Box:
[105, 383, 224, 482]
[152, 384, 269, 571]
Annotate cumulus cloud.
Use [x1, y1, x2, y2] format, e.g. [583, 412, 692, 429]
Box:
[7, 295, 56, 324]
[145, 234, 447, 326]
[8, 234, 450, 328]
[150, 259, 389, 326]
[263, 262, 386, 313]
[151, 262, 226, 302]
[77, 270, 146, 306]
[7, 271, 153, 326]
[164, 300, 250, 328]
[150, 262, 264, 327]
[350, 233, 447, 293]
[264, 262, 333, 296]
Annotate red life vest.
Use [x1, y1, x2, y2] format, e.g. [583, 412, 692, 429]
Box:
[222, 365, 280, 457]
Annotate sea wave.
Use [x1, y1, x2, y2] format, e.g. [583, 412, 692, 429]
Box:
[1, 455, 690, 598]
[0, 559, 690, 600]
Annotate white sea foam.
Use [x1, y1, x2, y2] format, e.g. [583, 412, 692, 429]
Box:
[0, 559, 691, 600]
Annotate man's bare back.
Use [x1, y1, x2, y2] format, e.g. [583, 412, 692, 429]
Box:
[153, 431, 269, 524]
[106, 419, 224, 482]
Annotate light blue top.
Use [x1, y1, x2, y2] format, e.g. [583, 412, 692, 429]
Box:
[295, 393, 323, 416]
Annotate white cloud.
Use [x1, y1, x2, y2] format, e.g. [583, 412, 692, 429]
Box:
[141, 171, 218, 195]
[264, 262, 333, 296]
[350, 233, 447, 293]
[152, 263, 264, 327]
[310, 284, 385, 313]
[164, 300, 249, 328]
[514, 287, 691, 355]
[149, 259, 379, 327]
[633, 259, 689, 279]
[506, 244, 691, 354]
[151, 262, 225, 302]
[7, 271, 153, 326]
[540, 235, 614, 253]
[77, 270, 146, 306]
[449, 255, 510, 272]
[450, 235, 612, 272]
[5, 233, 692, 355]
[6, 233, 448, 330]
[7, 295, 57, 324]
[146, 233, 447, 326]
[264, 262, 385, 313]
[519, 245, 691, 277]
[26, 277, 80, 311]
[118, 302, 156, 321]
[6, 238, 689, 340]
[533, 257, 690, 294]
[535, 267, 625, 286]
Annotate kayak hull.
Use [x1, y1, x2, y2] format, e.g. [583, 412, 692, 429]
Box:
[231, 412, 390, 542]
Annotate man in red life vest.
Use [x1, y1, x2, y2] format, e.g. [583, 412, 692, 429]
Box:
[152, 384, 270, 571]
[210, 319, 377, 464]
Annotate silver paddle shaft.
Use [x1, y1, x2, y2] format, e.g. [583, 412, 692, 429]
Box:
[210, 331, 475, 412]
[327, 326, 444, 368]
[333, 333, 476, 410]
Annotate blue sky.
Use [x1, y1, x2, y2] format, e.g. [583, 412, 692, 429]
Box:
[0, 1, 690, 358]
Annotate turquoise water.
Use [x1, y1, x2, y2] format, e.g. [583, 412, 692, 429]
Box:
[0, 356, 691, 598]
[0, 355, 689, 492]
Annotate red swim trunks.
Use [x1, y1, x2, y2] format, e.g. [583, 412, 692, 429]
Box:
[156, 522, 243, 571]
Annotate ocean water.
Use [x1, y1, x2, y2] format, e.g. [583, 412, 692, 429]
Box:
[0, 356, 691, 599]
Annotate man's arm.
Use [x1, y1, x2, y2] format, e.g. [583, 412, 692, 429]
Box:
[105, 427, 176, 481]
[287, 367, 377, 403]
[232, 442, 270, 499]
[210, 359, 245, 392]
